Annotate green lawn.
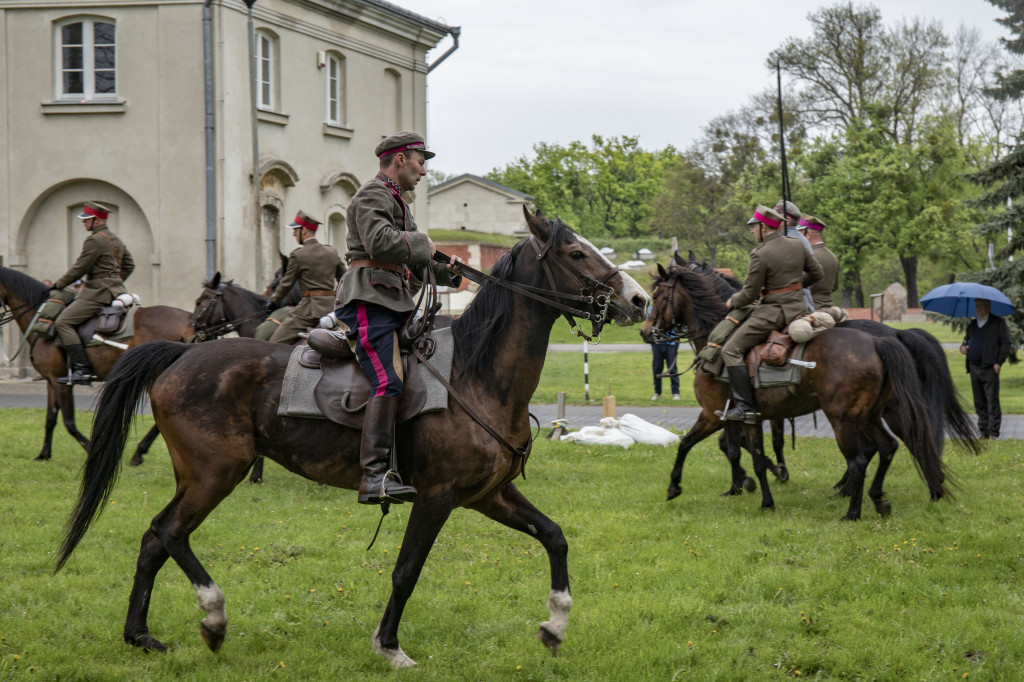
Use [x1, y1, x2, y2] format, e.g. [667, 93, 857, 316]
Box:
[1, 409, 1022, 680]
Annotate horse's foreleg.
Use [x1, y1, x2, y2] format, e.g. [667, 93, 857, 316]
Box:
[56, 383, 90, 451]
[719, 424, 754, 495]
[129, 425, 162, 467]
[249, 456, 265, 484]
[34, 384, 62, 461]
[375, 497, 454, 668]
[743, 424, 774, 511]
[669, 410, 723, 501]
[470, 483, 570, 655]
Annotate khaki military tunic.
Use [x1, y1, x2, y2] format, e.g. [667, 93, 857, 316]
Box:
[807, 243, 839, 310]
[722, 230, 824, 367]
[268, 238, 346, 344]
[335, 173, 461, 312]
[53, 226, 134, 346]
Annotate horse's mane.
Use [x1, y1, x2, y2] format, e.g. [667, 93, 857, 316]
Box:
[658, 267, 729, 337]
[452, 219, 576, 378]
[0, 267, 51, 309]
[202, 278, 267, 303]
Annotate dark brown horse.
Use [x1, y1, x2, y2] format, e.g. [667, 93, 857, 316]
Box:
[55, 211, 649, 667]
[641, 263, 950, 520]
[0, 267, 192, 462]
[663, 253, 978, 496]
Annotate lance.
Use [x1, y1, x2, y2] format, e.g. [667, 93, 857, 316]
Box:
[776, 62, 816, 311]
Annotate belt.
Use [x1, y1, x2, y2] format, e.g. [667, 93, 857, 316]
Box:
[761, 281, 803, 297]
[87, 271, 120, 281]
[349, 259, 408, 276]
[302, 289, 335, 297]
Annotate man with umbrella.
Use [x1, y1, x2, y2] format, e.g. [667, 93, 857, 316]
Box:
[959, 299, 1012, 439]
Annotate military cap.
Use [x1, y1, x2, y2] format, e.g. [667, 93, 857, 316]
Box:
[288, 210, 321, 231]
[375, 131, 435, 160]
[774, 199, 802, 221]
[797, 215, 828, 232]
[747, 205, 784, 228]
[77, 201, 113, 220]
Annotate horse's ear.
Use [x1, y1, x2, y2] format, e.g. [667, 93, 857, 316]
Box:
[674, 252, 686, 266]
[210, 272, 221, 288]
[523, 205, 550, 242]
[688, 250, 697, 263]
[657, 263, 668, 278]
[279, 251, 288, 269]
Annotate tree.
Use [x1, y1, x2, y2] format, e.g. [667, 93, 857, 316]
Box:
[487, 135, 677, 238]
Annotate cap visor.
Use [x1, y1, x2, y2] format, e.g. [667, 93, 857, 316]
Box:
[746, 217, 759, 225]
[422, 150, 436, 159]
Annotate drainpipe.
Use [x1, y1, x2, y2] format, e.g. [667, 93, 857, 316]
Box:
[203, 0, 216, 279]
[426, 26, 460, 73]
[244, 0, 262, 287]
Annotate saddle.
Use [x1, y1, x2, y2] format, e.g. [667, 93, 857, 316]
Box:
[76, 304, 131, 344]
[302, 341, 430, 430]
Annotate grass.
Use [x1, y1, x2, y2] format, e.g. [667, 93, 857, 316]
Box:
[1, 409, 1023, 680]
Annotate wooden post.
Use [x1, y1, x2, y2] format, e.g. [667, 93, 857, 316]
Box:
[603, 395, 616, 419]
[547, 391, 569, 439]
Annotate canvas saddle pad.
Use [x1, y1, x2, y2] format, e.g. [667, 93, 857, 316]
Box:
[277, 326, 455, 429]
[711, 340, 809, 389]
[72, 306, 137, 347]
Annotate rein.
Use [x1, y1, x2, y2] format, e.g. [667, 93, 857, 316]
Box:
[191, 285, 269, 341]
[0, 300, 44, 362]
[436, 237, 618, 342]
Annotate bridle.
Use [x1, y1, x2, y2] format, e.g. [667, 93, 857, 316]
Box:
[441, 234, 620, 342]
[190, 283, 269, 342]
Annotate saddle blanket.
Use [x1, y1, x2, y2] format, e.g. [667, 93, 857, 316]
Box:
[713, 341, 809, 388]
[277, 326, 455, 420]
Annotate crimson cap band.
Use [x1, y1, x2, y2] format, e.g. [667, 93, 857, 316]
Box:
[749, 204, 783, 228]
[798, 215, 828, 232]
[374, 131, 435, 160]
[288, 210, 321, 231]
[77, 201, 112, 220]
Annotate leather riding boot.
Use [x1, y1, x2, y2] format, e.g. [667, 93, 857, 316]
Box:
[723, 365, 760, 424]
[357, 395, 417, 505]
[58, 343, 96, 386]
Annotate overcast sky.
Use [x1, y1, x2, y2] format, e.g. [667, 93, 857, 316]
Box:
[403, 0, 1011, 177]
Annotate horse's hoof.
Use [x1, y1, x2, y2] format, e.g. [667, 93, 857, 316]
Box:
[774, 465, 789, 483]
[538, 624, 562, 655]
[666, 485, 681, 501]
[372, 629, 417, 668]
[874, 499, 892, 517]
[129, 455, 144, 467]
[720, 486, 743, 497]
[126, 632, 168, 653]
[760, 504, 775, 512]
[200, 620, 225, 652]
[249, 477, 262, 485]
[841, 513, 860, 522]
[33, 453, 51, 462]
[742, 477, 757, 493]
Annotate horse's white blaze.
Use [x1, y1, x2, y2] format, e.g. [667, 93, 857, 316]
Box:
[195, 584, 226, 628]
[578, 236, 649, 311]
[373, 625, 417, 668]
[540, 588, 572, 641]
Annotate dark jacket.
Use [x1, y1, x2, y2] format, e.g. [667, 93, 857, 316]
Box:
[963, 315, 1012, 371]
[729, 230, 824, 325]
[54, 226, 134, 304]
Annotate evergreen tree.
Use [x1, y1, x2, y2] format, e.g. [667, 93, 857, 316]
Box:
[966, 0, 1024, 351]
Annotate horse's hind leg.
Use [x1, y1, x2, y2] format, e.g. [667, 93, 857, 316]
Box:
[249, 456, 264, 484]
[57, 384, 90, 449]
[770, 418, 789, 482]
[34, 384, 61, 461]
[832, 423, 872, 521]
[129, 425, 162, 467]
[126, 461, 250, 653]
[718, 425, 755, 495]
[124, 528, 172, 651]
[375, 496, 454, 668]
[469, 483, 570, 655]
[864, 423, 898, 517]
[742, 424, 775, 511]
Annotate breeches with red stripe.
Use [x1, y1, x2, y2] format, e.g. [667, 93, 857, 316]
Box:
[336, 302, 405, 398]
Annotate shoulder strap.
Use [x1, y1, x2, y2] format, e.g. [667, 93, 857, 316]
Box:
[94, 230, 123, 270]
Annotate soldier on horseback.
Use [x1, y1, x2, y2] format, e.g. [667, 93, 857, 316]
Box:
[52, 201, 134, 385]
[265, 211, 346, 344]
[329, 132, 463, 505]
[796, 214, 844, 321]
[720, 205, 823, 423]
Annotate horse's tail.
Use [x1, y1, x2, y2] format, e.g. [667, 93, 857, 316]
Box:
[874, 337, 951, 501]
[895, 327, 981, 455]
[55, 340, 192, 572]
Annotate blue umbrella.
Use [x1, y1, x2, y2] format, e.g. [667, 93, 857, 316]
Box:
[919, 282, 1015, 318]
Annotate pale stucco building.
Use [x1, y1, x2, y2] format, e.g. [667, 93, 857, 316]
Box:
[428, 174, 534, 236]
[0, 0, 457, 376]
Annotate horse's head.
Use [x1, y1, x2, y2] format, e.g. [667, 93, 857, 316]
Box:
[642, 262, 728, 345]
[189, 272, 229, 339]
[265, 252, 302, 306]
[522, 207, 648, 334]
